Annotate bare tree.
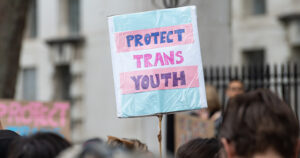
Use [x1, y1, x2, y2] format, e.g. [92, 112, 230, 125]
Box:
[0, 0, 32, 98]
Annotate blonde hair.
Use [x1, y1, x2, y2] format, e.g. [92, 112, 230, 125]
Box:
[205, 84, 221, 114]
[107, 136, 148, 152]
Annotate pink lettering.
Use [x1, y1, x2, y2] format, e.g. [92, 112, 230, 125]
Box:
[0, 101, 70, 128]
[163, 51, 174, 65]
[133, 50, 184, 69]
[154, 53, 164, 67]
[55, 103, 69, 127]
[176, 51, 184, 64]
[48, 106, 58, 127]
[19, 104, 32, 124]
[29, 102, 47, 127]
[144, 54, 153, 68]
[133, 55, 143, 68]
[8, 102, 21, 124]
[0, 103, 7, 118]
[36, 103, 49, 127]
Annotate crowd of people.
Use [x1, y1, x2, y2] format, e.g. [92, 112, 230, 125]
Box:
[0, 80, 299, 158]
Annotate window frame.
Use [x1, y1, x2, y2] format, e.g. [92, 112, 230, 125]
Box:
[22, 68, 37, 101]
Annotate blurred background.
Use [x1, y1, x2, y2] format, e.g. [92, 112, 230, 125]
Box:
[1, 0, 300, 156]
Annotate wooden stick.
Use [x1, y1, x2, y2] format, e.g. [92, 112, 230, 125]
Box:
[157, 114, 163, 158]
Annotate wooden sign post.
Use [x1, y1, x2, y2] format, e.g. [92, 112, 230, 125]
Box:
[157, 114, 163, 158]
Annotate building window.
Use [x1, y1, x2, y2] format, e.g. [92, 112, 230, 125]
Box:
[68, 0, 80, 35]
[59, 0, 80, 36]
[243, 48, 265, 66]
[252, 0, 266, 15]
[54, 65, 71, 100]
[244, 0, 266, 16]
[22, 68, 37, 100]
[296, 20, 300, 35]
[26, 0, 38, 38]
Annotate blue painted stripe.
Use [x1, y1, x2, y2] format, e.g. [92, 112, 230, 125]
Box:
[121, 87, 204, 117]
[112, 6, 193, 32]
[6, 126, 63, 137]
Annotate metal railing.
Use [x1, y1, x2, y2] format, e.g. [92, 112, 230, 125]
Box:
[203, 63, 300, 117]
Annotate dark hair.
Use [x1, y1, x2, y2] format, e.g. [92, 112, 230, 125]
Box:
[0, 130, 20, 158]
[79, 141, 113, 158]
[78, 137, 149, 158]
[84, 138, 103, 147]
[176, 138, 221, 158]
[220, 89, 299, 158]
[8, 132, 71, 158]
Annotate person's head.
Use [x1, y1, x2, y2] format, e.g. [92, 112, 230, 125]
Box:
[220, 89, 299, 158]
[84, 137, 103, 147]
[176, 138, 222, 158]
[80, 141, 113, 158]
[58, 137, 151, 158]
[206, 84, 221, 116]
[226, 80, 244, 99]
[8, 132, 71, 158]
[107, 136, 148, 153]
[0, 130, 20, 158]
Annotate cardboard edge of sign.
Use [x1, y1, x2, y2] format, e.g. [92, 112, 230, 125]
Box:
[117, 107, 203, 118]
[106, 5, 196, 18]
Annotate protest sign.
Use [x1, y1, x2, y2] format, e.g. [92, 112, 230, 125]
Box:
[175, 113, 214, 150]
[0, 100, 70, 139]
[108, 6, 207, 118]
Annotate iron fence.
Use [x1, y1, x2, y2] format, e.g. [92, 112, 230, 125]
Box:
[166, 63, 300, 153]
[203, 63, 300, 117]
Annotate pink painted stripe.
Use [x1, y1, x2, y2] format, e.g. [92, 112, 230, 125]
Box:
[120, 66, 199, 94]
[115, 24, 194, 53]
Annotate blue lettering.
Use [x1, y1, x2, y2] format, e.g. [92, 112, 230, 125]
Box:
[151, 32, 159, 44]
[174, 29, 185, 41]
[126, 35, 134, 47]
[144, 34, 151, 45]
[160, 31, 167, 43]
[134, 34, 143, 46]
[167, 31, 173, 43]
